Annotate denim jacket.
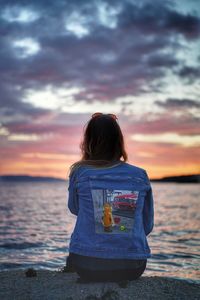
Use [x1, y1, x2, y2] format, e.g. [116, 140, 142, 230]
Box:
[67, 162, 154, 259]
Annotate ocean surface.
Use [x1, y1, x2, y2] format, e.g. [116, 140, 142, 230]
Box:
[0, 181, 199, 282]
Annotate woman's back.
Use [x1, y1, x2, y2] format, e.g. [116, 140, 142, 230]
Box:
[68, 161, 154, 260]
[66, 113, 154, 281]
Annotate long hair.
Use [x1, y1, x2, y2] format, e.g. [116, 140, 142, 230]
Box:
[70, 114, 127, 174]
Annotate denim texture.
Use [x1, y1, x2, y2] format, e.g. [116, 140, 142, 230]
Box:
[67, 162, 154, 259]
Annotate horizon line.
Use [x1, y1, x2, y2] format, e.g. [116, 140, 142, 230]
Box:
[0, 173, 199, 181]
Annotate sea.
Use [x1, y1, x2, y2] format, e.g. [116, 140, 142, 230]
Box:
[0, 181, 199, 283]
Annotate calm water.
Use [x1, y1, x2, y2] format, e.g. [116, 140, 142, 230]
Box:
[0, 181, 199, 282]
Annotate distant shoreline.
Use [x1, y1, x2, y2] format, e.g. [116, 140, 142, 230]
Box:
[0, 174, 199, 183]
[151, 174, 200, 183]
[0, 175, 65, 182]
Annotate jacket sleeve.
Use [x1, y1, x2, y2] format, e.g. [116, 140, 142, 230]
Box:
[143, 171, 154, 236]
[67, 170, 79, 216]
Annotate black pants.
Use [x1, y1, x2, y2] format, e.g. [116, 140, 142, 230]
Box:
[67, 253, 147, 282]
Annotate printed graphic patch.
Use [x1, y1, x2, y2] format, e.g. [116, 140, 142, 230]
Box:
[91, 189, 139, 234]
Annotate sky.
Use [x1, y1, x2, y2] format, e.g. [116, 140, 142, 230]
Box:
[0, 0, 200, 179]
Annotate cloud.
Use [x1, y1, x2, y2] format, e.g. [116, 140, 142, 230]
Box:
[131, 133, 200, 147]
[2, 111, 85, 135]
[0, 0, 199, 105]
[0, 82, 51, 127]
[155, 98, 200, 109]
[178, 66, 200, 81]
[117, 1, 200, 39]
[125, 112, 200, 136]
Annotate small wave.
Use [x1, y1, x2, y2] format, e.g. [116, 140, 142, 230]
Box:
[0, 242, 43, 250]
[160, 230, 199, 236]
[152, 252, 200, 260]
[0, 205, 12, 211]
[156, 261, 182, 267]
[0, 262, 24, 269]
[146, 267, 165, 272]
[164, 205, 188, 209]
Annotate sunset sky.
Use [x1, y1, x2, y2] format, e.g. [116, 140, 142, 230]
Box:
[0, 0, 200, 179]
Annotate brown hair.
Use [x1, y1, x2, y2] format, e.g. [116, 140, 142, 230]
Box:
[70, 114, 127, 174]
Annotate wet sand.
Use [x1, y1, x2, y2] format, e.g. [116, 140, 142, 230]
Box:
[0, 269, 199, 300]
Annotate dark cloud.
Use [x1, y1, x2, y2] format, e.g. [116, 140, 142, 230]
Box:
[164, 11, 200, 39]
[4, 111, 87, 135]
[178, 66, 200, 81]
[117, 2, 200, 39]
[147, 53, 179, 68]
[155, 98, 200, 109]
[5, 121, 79, 136]
[0, 0, 199, 120]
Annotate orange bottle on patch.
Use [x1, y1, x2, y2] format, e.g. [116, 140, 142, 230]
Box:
[102, 203, 114, 232]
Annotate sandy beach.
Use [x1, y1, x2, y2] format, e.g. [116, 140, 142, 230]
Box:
[0, 269, 199, 300]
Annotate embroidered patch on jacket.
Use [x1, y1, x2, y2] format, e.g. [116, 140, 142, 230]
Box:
[91, 189, 139, 234]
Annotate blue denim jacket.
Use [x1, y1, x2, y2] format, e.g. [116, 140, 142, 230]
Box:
[67, 162, 154, 259]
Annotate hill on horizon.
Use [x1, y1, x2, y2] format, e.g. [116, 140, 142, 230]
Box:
[0, 175, 65, 182]
[0, 174, 199, 183]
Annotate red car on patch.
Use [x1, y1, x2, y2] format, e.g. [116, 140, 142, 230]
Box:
[113, 194, 137, 211]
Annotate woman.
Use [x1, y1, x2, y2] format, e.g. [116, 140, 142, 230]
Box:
[66, 113, 154, 282]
